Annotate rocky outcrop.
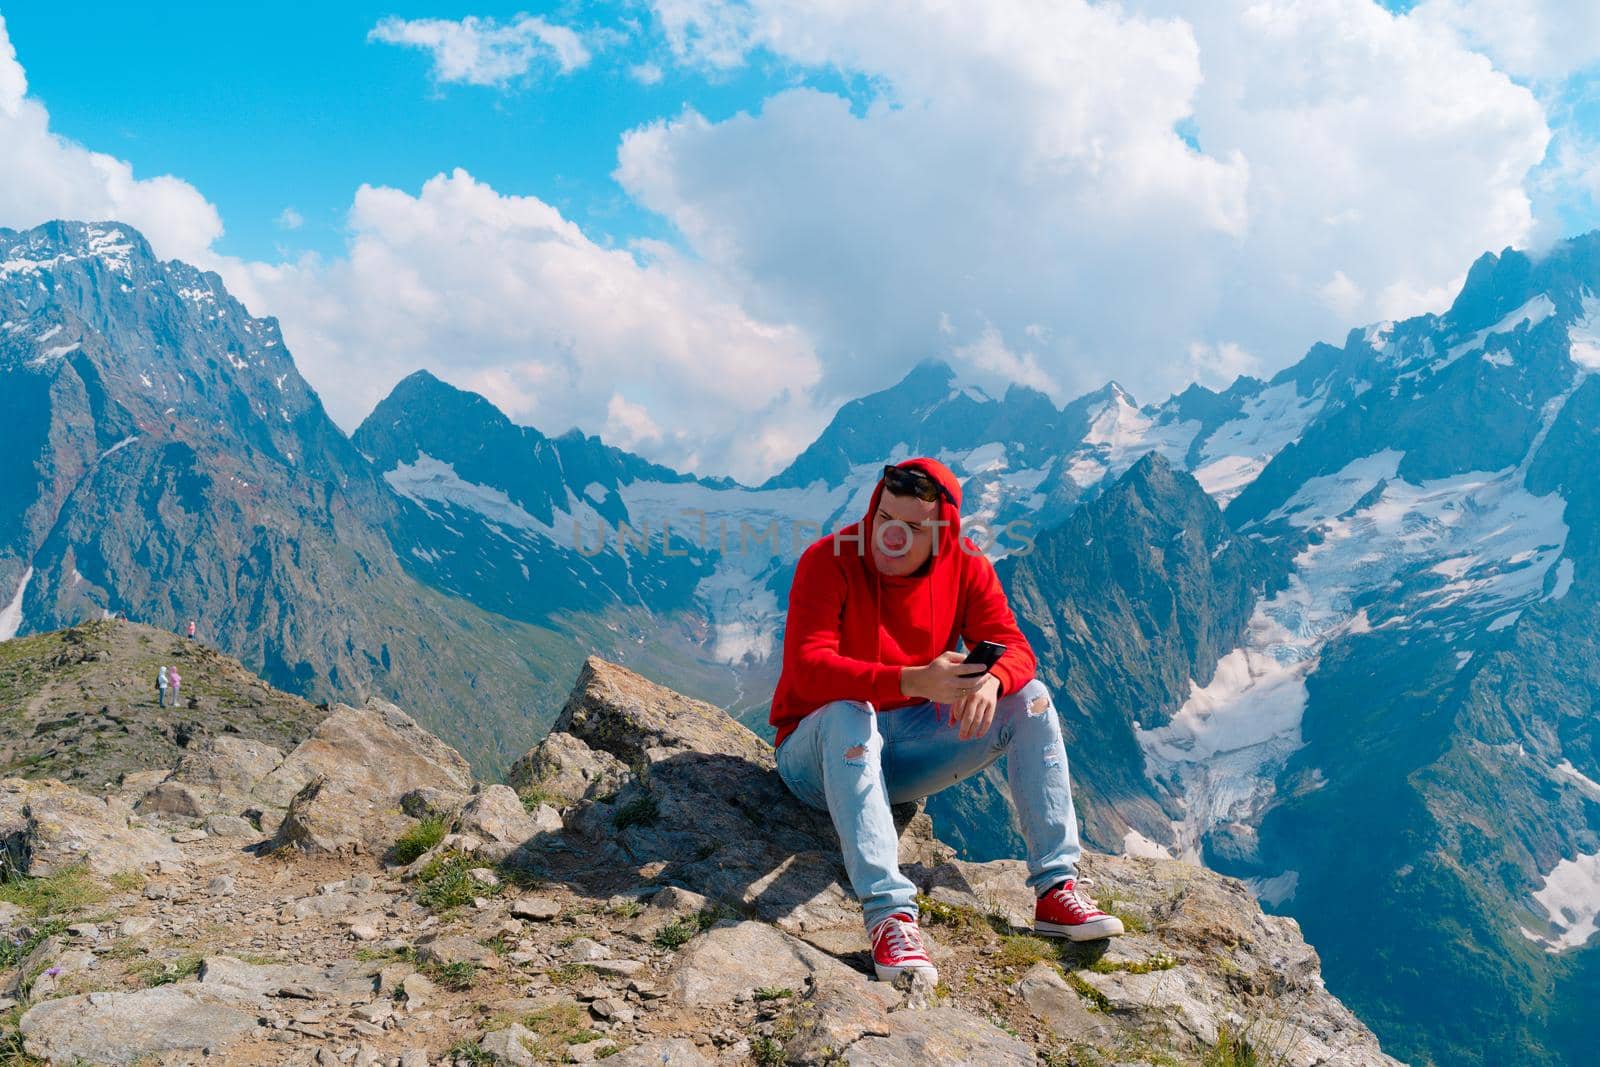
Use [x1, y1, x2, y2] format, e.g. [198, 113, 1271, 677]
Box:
[0, 777, 179, 877]
[137, 736, 286, 818]
[0, 651, 1397, 1066]
[537, 657, 952, 939]
[18, 985, 260, 1065]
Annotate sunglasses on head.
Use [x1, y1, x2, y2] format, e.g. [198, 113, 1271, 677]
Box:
[881, 464, 953, 504]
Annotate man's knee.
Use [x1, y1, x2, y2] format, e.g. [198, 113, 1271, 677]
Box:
[811, 700, 881, 766]
[1004, 678, 1054, 718]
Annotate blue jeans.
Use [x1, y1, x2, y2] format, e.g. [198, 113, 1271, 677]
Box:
[775, 677, 1081, 931]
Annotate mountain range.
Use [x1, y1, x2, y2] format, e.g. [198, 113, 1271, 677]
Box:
[6, 217, 1600, 1063]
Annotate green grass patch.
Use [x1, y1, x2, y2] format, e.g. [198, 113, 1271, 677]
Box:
[751, 1036, 786, 1066]
[416, 851, 493, 912]
[913, 893, 1010, 940]
[1200, 1019, 1300, 1067]
[0, 865, 106, 917]
[998, 934, 1060, 969]
[612, 793, 659, 831]
[508, 1003, 609, 1061]
[0, 919, 67, 969]
[106, 870, 146, 893]
[354, 945, 415, 963]
[0, 1006, 43, 1066]
[422, 960, 479, 992]
[1089, 951, 1178, 975]
[132, 954, 203, 987]
[653, 906, 729, 950]
[754, 986, 793, 1001]
[547, 963, 595, 985]
[1063, 971, 1110, 1012]
[444, 1040, 492, 1065]
[1094, 891, 1150, 934]
[517, 784, 558, 812]
[392, 816, 448, 865]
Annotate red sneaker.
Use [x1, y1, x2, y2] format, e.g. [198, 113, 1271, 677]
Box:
[1035, 878, 1126, 941]
[869, 912, 938, 983]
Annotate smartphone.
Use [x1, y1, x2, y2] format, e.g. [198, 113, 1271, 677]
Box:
[959, 640, 1007, 676]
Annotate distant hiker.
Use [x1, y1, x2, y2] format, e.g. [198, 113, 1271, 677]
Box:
[771, 457, 1123, 986]
[168, 666, 182, 706]
[157, 666, 169, 708]
[186, 619, 196, 640]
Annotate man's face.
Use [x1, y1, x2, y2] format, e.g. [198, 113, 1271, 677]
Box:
[871, 488, 943, 576]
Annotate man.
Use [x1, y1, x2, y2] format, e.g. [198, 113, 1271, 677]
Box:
[771, 457, 1123, 984]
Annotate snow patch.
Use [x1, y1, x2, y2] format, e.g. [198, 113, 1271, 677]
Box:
[1147, 432, 1570, 853]
[385, 455, 545, 533]
[99, 436, 139, 459]
[0, 567, 32, 642]
[1194, 382, 1326, 503]
[1555, 760, 1600, 800]
[1568, 293, 1600, 370]
[1523, 851, 1600, 953]
[1546, 559, 1575, 601]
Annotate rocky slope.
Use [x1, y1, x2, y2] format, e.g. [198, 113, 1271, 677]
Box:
[0, 221, 591, 773]
[0, 636, 1394, 1065]
[0, 618, 324, 791]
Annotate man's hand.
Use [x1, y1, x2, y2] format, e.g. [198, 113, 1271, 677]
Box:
[949, 673, 1001, 741]
[901, 650, 991, 704]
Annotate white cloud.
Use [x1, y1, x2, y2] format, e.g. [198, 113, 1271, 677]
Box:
[225, 169, 826, 482]
[0, 15, 222, 266]
[605, 393, 664, 449]
[622, 0, 1550, 408]
[370, 14, 590, 87]
[0, 16, 822, 482]
[1186, 340, 1261, 389]
[950, 325, 1061, 397]
[1409, 0, 1600, 81]
[276, 206, 303, 230]
[0, 6, 1589, 486]
[630, 61, 665, 86]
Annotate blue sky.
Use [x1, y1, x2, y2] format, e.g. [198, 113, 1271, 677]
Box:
[1, 1, 786, 261]
[2, 2, 1600, 480]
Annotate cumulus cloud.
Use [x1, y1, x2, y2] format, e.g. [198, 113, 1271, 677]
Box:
[0, 15, 222, 265]
[226, 169, 826, 481]
[0, 6, 1590, 485]
[0, 15, 824, 482]
[369, 14, 590, 87]
[1409, 0, 1600, 81]
[623, 0, 1550, 408]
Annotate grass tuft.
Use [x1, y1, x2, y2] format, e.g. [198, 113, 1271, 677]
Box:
[392, 816, 447, 865]
[612, 793, 659, 831]
[416, 851, 492, 912]
[422, 959, 479, 992]
[998, 933, 1060, 968]
[914, 893, 1010, 941]
[132, 954, 203, 987]
[653, 906, 729, 950]
[0, 865, 106, 917]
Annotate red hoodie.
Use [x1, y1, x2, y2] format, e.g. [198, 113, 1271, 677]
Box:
[770, 456, 1038, 748]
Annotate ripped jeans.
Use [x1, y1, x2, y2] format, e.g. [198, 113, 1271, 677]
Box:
[774, 677, 1081, 931]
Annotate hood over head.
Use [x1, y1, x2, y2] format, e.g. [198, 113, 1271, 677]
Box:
[854, 456, 964, 673]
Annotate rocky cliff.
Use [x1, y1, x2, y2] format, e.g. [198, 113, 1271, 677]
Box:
[0, 633, 1396, 1065]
